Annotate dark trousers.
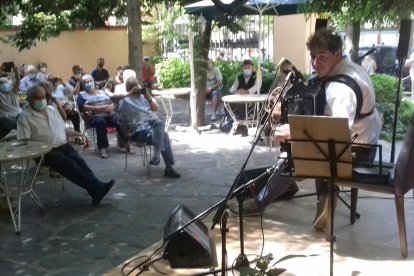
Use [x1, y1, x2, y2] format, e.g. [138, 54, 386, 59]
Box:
[0, 116, 18, 139]
[67, 110, 81, 132]
[315, 146, 377, 198]
[43, 143, 105, 197]
[130, 119, 175, 167]
[89, 113, 122, 150]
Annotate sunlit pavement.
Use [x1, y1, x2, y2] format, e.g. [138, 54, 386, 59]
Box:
[0, 97, 413, 275]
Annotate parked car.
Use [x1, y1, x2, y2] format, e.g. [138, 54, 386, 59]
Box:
[358, 45, 411, 92]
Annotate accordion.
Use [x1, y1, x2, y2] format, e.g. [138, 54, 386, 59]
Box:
[280, 79, 323, 124]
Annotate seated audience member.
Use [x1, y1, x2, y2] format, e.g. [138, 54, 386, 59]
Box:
[19, 65, 39, 93]
[91, 57, 110, 89]
[76, 74, 123, 159]
[68, 65, 83, 96]
[116, 77, 180, 178]
[114, 66, 124, 85]
[114, 69, 136, 95]
[229, 59, 260, 95]
[0, 67, 21, 139]
[225, 60, 261, 136]
[36, 62, 50, 81]
[39, 80, 67, 121]
[142, 56, 158, 90]
[49, 76, 81, 132]
[205, 59, 223, 121]
[17, 85, 114, 206]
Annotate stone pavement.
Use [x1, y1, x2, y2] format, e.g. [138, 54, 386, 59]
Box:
[0, 96, 412, 275]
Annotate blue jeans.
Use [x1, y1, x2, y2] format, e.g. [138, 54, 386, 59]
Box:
[130, 119, 175, 167]
[89, 113, 122, 150]
[43, 143, 106, 197]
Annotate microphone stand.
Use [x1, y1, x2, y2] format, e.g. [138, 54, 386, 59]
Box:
[211, 71, 296, 270]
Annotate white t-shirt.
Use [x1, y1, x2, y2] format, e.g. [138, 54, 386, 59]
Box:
[325, 57, 382, 145]
[17, 105, 67, 148]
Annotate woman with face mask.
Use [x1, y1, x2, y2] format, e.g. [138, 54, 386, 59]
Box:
[0, 66, 21, 139]
[76, 74, 123, 158]
[36, 62, 50, 81]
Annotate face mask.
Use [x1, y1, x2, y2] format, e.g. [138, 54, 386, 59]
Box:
[33, 99, 47, 111]
[84, 82, 95, 92]
[98, 63, 104, 68]
[28, 73, 36, 80]
[243, 69, 252, 76]
[144, 58, 149, 63]
[282, 69, 290, 75]
[40, 68, 47, 73]
[0, 83, 12, 93]
[207, 64, 213, 70]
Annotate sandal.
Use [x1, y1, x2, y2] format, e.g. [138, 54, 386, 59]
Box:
[99, 149, 108, 159]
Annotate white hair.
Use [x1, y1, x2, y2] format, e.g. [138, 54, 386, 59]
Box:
[122, 69, 136, 83]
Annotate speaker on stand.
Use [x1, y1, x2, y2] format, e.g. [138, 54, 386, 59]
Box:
[162, 204, 215, 268]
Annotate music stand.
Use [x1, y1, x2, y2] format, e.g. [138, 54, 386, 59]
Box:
[288, 115, 354, 276]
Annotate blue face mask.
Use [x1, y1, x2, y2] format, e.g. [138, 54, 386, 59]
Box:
[84, 82, 95, 92]
[243, 69, 252, 76]
[33, 99, 47, 111]
[0, 83, 12, 93]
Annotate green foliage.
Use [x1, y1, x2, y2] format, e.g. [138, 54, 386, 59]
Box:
[155, 58, 191, 89]
[301, 0, 414, 27]
[370, 73, 414, 140]
[214, 60, 243, 94]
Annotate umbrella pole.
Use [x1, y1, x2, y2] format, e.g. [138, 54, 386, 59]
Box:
[390, 56, 405, 163]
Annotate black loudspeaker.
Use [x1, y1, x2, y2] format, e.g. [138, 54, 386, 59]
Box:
[397, 19, 413, 59]
[315, 18, 328, 32]
[162, 204, 213, 268]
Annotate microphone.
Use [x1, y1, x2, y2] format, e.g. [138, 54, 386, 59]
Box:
[354, 47, 377, 63]
[268, 152, 288, 175]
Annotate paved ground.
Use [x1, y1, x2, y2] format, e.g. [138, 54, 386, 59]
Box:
[0, 96, 412, 275]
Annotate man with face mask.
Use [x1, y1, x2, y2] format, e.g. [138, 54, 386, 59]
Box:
[225, 60, 260, 136]
[19, 65, 39, 93]
[229, 59, 260, 95]
[0, 66, 21, 139]
[91, 57, 110, 89]
[17, 85, 115, 206]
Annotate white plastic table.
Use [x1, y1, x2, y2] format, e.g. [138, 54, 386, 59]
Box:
[152, 88, 191, 130]
[0, 141, 52, 233]
[222, 94, 268, 133]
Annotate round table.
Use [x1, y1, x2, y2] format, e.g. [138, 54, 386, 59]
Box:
[222, 94, 268, 133]
[152, 88, 191, 130]
[0, 141, 52, 233]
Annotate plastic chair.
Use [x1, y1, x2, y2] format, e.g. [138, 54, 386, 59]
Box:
[336, 113, 414, 258]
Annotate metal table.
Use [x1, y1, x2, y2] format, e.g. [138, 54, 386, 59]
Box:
[0, 141, 52, 233]
[152, 88, 191, 130]
[222, 94, 268, 133]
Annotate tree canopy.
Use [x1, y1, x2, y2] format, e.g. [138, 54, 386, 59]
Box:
[302, 0, 414, 27]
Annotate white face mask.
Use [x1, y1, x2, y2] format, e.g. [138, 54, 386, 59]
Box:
[33, 99, 47, 111]
[243, 69, 252, 76]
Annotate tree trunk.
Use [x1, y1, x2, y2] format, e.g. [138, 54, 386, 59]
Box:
[192, 19, 212, 128]
[345, 22, 361, 61]
[127, 0, 143, 84]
